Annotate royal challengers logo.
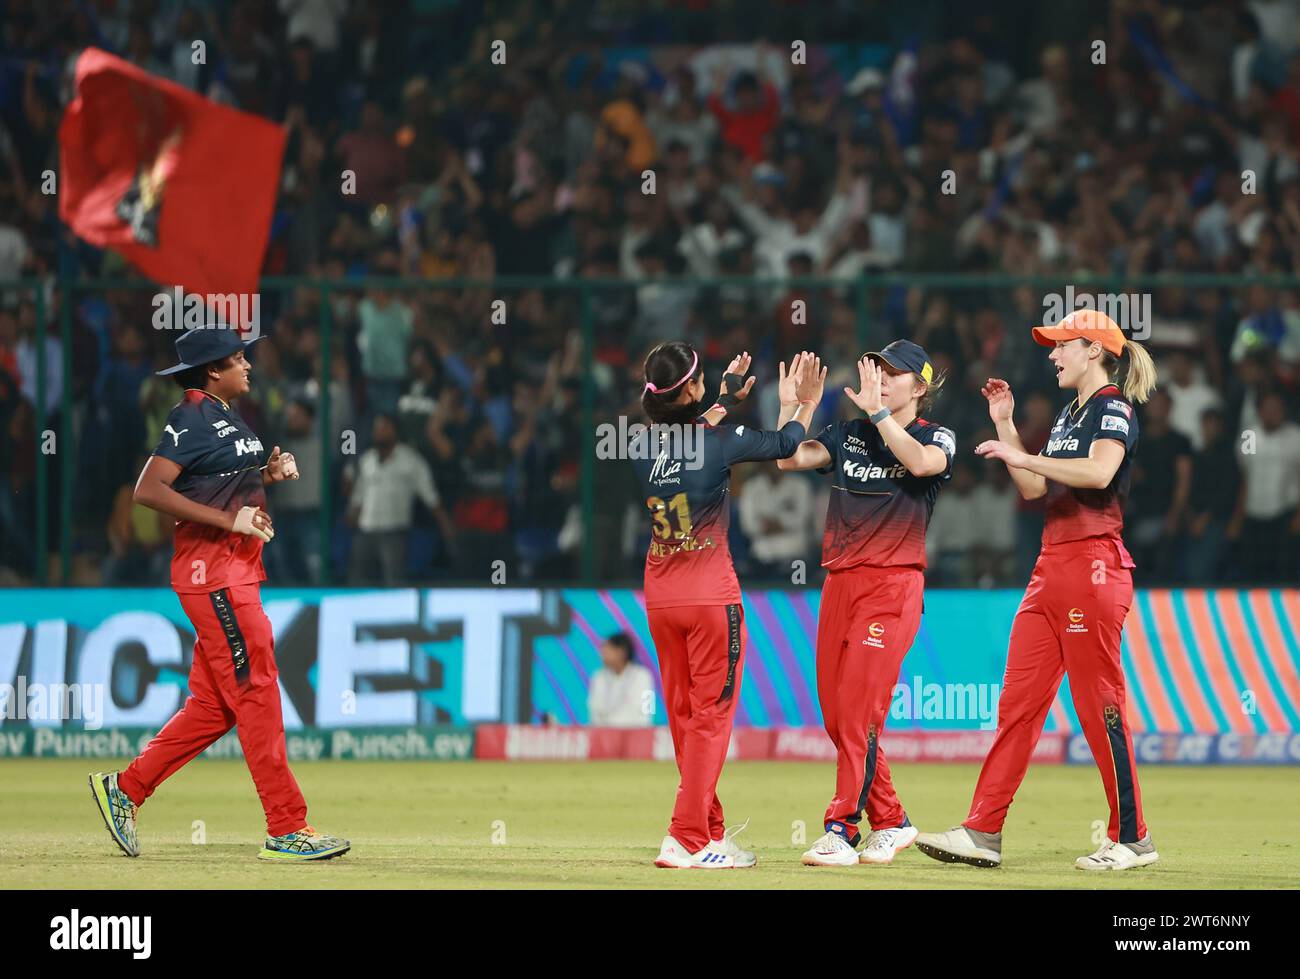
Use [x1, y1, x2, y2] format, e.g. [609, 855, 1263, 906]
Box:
[864, 621, 886, 649]
[116, 127, 182, 247]
[1066, 607, 1088, 634]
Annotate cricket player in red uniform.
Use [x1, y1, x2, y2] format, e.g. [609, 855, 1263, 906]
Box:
[89, 326, 350, 862]
[633, 343, 824, 868]
[776, 340, 955, 867]
[916, 309, 1160, 871]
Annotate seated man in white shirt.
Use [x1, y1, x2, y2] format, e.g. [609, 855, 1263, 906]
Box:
[587, 633, 655, 728]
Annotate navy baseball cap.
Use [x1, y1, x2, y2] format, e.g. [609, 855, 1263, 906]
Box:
[866, 339, 935, 384]
[157, 326, 263, 376]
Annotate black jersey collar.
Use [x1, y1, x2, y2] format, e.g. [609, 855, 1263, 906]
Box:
[1068, 383, 1120, 419]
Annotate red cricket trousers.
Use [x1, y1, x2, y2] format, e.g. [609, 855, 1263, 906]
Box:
[816, 566, 924, 837]
[965, 537, 1148, 843]
[118, 583, 307, 837]
[647, 603, 746, 853]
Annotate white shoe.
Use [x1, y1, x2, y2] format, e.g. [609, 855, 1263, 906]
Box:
[914, 826, 1002, 868]
[801, 830, 860, 866]
[653, 835, 695, 869]
[1075, 837, 1159, 871]
[859, 824, 918, 865]
[692, 821, 757, 869]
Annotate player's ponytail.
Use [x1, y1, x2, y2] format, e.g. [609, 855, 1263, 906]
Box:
[916, 369, 947, 414]
[641, 341, 704, 425]
[1121, 340, 1157, 404]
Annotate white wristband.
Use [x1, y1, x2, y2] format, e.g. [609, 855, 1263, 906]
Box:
[232, 505, 273, 542]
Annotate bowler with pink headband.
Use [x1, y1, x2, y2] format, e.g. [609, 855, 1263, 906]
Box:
[631, 340, 826, 870]
[644, 348, 698, 395]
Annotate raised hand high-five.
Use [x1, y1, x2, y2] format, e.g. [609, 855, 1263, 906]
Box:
[778, 351, 807, 406]
[796, 351, 827, 407]
[719, 350, 758, 405]
[844, 356, 885, 418]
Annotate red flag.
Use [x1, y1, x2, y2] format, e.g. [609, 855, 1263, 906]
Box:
[58, 47, 286, 299]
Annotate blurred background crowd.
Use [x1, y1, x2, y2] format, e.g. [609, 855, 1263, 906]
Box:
[1, 0, 1300, 588]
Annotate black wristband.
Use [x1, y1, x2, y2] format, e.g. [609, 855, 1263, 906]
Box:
[717, 372, 746, 408]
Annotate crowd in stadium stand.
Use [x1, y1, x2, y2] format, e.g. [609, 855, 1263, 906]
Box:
[1, 0, 1300, 587]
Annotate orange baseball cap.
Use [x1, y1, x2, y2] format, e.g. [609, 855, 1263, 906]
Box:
[1031, 308, 1127, 356]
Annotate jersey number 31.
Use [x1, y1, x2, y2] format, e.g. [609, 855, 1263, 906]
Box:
[647, 493, 694, 541]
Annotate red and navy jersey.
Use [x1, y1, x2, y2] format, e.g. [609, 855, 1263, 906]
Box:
[814, 417, 955, 571]
[151, 390, 268, 594]
[1040, 383, 1139, 544]
[632, 417, 806, 609]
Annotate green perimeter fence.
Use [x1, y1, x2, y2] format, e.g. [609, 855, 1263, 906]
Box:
[1, 272, 1287, 587]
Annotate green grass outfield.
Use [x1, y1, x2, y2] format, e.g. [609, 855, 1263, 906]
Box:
[2, 759, 1295, 889]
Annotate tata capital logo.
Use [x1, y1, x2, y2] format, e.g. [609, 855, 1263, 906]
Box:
[1066, 608, 1088, 634]
[864, 622, 886, 648]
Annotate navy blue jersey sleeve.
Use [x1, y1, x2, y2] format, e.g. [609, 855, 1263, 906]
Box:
[1094, 396, 1138, 451]
[919, 423, 957, 478]
[721, 419, 807, 465]
[152, 406, 206, 469]
[813, 421, 840, 474]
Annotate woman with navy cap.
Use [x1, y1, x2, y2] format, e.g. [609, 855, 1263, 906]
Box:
[89, 325, 350, 862]
[777, 340, 956, 868]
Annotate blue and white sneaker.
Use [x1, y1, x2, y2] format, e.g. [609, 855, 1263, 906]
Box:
[257, 825, 351, 862]
[88, 771, 139, 858]
[692, 820, 757, 869]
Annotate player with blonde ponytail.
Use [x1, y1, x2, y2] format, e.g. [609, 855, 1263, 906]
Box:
[915, 309, 1160, 872]
[1111, 336, 1158, 405]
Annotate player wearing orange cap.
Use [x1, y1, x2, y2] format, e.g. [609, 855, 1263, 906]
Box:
[915, 309, 1161, 871]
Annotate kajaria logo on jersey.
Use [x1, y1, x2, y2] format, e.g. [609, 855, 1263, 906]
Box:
[843, 459, 907, 481]
[1046, 435, 1080, 453]
[235, 437, 263, 456]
